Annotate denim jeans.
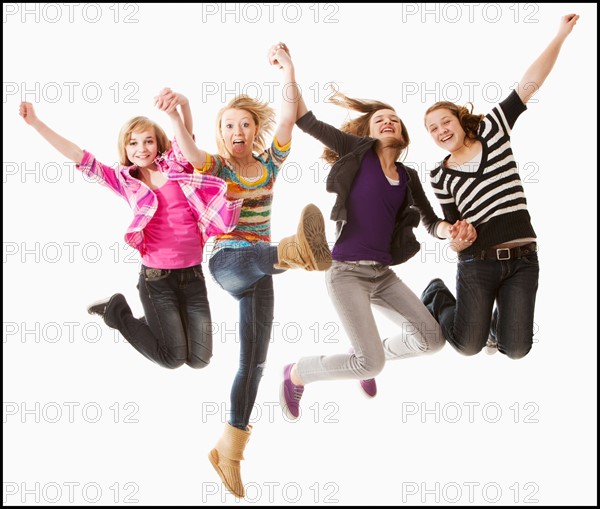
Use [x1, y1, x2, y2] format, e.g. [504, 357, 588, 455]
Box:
[104, 264, 212, 369]
[297, 261, 445, 384]
[422, 253, 539, 359]
[208, 243, 285, 430]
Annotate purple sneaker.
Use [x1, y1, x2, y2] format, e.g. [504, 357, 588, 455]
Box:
[359, 378, 377, 398]
[349, 348, 377, 398]
[280, 363, 304, 420]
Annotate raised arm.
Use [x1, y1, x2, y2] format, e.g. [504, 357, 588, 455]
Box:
[154, 88, 194, 134]
[19, 102, 84, 164]
[517, 13, 579, 104]
[154, 89, 210, 170]
[268, 42, 297, 146]
[270, 45, 365, 158]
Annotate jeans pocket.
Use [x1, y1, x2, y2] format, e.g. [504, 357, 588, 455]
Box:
[192, 265, 205, 281]
[520, 253, 539, 266]
[144, 268, 171, 282]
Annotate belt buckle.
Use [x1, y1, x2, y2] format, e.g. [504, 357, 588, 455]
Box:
[496, 248, 510, 260]
[146, 268, 164, 278]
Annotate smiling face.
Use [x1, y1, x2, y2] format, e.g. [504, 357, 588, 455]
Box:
[125, 129, 159, 168]
[425, 108, 467, 153]
[220, 108, 258, 158]
[368, 108, 404, 142]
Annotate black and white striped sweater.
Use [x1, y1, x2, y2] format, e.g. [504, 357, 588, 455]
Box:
[429, 90, 537, 255]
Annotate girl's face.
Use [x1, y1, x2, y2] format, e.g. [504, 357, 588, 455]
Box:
[368, 108, 404, 142]
[126, 128, 159, 168]
[220, 108, 258, 158]
[425, 108, 466, 153]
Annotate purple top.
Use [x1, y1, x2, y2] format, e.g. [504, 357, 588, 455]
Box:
[332, 148, 408, 265]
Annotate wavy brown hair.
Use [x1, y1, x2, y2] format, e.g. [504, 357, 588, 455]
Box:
[424, 101, 484, 141]
[216, 95, 276, 158]
[322, 91, 410, 165]
[117, 116, 171, 166]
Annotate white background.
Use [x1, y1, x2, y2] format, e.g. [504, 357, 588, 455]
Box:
[3, 2, 597, 506]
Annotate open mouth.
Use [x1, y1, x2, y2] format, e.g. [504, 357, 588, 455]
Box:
[232, 140, 246, 153]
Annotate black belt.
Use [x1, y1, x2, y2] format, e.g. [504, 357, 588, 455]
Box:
[460, 242, 537, 261]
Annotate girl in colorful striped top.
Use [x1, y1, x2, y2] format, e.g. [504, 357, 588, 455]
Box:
[155, 43, 331, 499]
[421, 13, 579, 359]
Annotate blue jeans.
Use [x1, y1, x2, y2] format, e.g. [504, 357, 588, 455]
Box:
[104, 264, 213, 369]
[208, 243, 285, 430]
[422, 253, 539, 359]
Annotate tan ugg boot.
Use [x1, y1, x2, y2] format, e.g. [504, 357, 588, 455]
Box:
[208, 423, 252, 499]
[274, 203, 332, 271]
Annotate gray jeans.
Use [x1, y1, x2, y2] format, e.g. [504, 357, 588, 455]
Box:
[297, 261, 445, 383]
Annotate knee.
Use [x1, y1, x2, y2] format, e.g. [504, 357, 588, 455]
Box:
[502, 344, 532, 360]
[355, 354, 385, 379]
[237, 359, 267, 378]
[425, 335, 446, 354]
[449, 330, 487, 357]
[421, 278, 450, 305]
[187, 357, 211, 369]
[161, 347, 187, 369]
[454, 342, 483, 357]
[161, 358, 186, 369]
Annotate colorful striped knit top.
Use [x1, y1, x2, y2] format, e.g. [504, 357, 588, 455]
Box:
[195, 137, 291, 255]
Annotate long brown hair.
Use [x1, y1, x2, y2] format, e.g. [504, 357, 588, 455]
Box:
[322, 91, 410, 165]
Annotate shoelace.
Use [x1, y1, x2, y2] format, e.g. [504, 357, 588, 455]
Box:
[291, 385, 304, 401]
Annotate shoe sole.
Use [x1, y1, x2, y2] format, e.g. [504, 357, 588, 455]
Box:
[279, 367, 300, 421]
[297, 204, 332, 271]
[86, 296, 113, 316]
[208, 449, 244, 498]
[484, 346, 498, 355]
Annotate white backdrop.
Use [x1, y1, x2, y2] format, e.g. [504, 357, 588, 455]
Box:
[3, 3, 597, 506]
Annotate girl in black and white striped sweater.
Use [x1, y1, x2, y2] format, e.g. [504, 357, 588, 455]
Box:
[421, 13, 579, 359]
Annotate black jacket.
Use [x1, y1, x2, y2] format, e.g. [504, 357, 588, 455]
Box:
[296, 110, 443, 265]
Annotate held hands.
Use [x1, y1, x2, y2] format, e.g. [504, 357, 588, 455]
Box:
[19, 102, 40, 127]
[154, 87, 188, 116]
[448, 219, 477, 247]
[268, 42, 292, 70]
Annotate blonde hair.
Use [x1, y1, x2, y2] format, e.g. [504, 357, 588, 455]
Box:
[323, 91, 410, 165]
[117, 116, 170, 166]
[215, 95, 276, 158]
[424, 101, 484, 141]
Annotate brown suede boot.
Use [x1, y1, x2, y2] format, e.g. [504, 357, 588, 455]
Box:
[275, 203, 332, 271]
[208, 423, 252, 498]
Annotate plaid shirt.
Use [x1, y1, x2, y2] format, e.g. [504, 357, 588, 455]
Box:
[76, 140, 243, 255]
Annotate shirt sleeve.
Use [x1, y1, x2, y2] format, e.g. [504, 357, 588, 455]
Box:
[193, 152, 224, 177]
[271, 136, 291, 164]
[406, 167, 444, 239]
[492, 89, 528, 134]
[265, 136, 291, 178]
[76, 150, 126, 197]
[296, 110, 365, 158]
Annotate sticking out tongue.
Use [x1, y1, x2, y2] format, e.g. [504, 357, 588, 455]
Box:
[233, 141, 245, 154]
